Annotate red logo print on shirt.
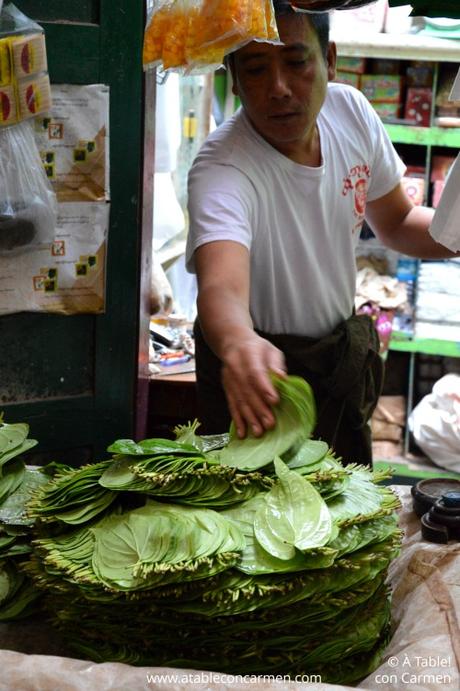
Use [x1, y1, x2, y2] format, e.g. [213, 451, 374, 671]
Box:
[342, 164, 371, 231]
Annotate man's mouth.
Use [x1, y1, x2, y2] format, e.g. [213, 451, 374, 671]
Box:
[268, 112, 299, 120]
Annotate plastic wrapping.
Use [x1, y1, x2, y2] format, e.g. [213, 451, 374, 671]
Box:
[143, 0, 279, 74]
[408, 373, 460, 473]
[0, 120, 57, 253]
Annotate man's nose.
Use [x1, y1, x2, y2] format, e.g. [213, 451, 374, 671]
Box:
[268, 66, 291, 98]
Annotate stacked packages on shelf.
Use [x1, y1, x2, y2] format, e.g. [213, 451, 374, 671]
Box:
[0, 376, 404, 685]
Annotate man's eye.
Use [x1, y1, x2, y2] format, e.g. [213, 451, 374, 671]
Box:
[245, 66, 264, 75]
[288, 59, 307, 66]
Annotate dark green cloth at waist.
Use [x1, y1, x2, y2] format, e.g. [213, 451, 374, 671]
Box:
[193, 314, 384, 466]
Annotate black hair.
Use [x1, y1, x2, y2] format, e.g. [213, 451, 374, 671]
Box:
[272, 1, 330, 59]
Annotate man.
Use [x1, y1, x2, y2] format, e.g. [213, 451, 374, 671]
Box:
[185, 1, 456, 464]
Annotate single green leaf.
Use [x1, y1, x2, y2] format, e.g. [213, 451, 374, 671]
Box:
[218, 375, 316, 471]
[254, 459, 334, 559]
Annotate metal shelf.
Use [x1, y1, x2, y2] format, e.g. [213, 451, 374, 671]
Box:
[332, 32, 460, 63]
[383, 124, 460, 148]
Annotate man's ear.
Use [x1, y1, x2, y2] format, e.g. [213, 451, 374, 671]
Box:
[227, 53, 240, 96]
[326, 41, 337, 82]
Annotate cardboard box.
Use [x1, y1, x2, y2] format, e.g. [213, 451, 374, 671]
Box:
[404, 87, 432, 127]
[336, 56, 366, 75]
[372, 101, 401, 119]
[373, 58, 401, 76]
[406, 62, 434, 88]
[335, 71, 361, 89]
[361, 74, 403, 104]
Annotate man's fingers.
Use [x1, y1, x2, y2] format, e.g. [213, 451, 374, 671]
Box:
[222, 337, 287, 438]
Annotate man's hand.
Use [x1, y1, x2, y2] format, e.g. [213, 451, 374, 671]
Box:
[221, 333, 287, 439]
[194, 240, 287, 439]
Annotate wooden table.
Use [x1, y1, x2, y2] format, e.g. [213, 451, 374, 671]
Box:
[148, 370, 198, 438]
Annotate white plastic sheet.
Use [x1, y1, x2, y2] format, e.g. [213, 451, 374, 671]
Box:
[409, 374, 460, 473]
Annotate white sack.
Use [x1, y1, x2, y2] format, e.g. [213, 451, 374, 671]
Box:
[408, 373, 460, 473]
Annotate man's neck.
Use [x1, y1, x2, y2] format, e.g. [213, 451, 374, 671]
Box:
[273, 125, 321, 167]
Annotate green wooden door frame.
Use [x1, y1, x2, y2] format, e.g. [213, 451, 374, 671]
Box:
[0, 1, 149, 463]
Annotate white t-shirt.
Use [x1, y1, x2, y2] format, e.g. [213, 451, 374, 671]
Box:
[186, 83, 406, 338]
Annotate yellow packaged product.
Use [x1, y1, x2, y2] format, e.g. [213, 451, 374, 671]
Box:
[0, 38, 12, 86]
[186, 0, 224, 68]
[0, 84, 17, 125]
[11, 33, 48, 78]
[187, 0, 278, 68]
[161, 0, 190, 69]
[17, 73, 52, 119]
[190, 0, 252, 58]
[143, 0, 170, 67]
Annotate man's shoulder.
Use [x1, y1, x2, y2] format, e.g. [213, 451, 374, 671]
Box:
[191, 110, 259, 179]
[322, 82, 379, 135]
[199, 109, 248, 156]
[325, 82, 368, 110]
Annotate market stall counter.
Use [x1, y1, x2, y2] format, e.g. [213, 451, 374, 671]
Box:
[0, 486, 458, 691]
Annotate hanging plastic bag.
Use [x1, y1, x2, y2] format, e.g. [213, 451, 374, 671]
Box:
[143, 0, 191, 71]
[187, 0, 278, 68]
[408, 373, 460, 473]
[0, 120, 57, 253]
[143, 0, 279, 74]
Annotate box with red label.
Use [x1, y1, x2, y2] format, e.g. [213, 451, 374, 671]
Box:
[404, 87, 432, 127]
[402, 176, 425, 206]
[361, 75, 403, 104]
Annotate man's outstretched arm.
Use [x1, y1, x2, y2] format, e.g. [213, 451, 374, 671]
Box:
[366, 182, 459, 259]
[194, 239, 286, 439]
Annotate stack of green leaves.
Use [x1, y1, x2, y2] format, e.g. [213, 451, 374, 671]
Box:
[24, 376, 402, 684]
[0, 416, 48, 620]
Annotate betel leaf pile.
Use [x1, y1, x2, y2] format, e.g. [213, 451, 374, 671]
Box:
[18, 376, 401, 684]
[0, 416, 48, 621]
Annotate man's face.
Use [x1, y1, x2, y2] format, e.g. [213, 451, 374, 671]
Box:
[231, 15, 336, 155]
